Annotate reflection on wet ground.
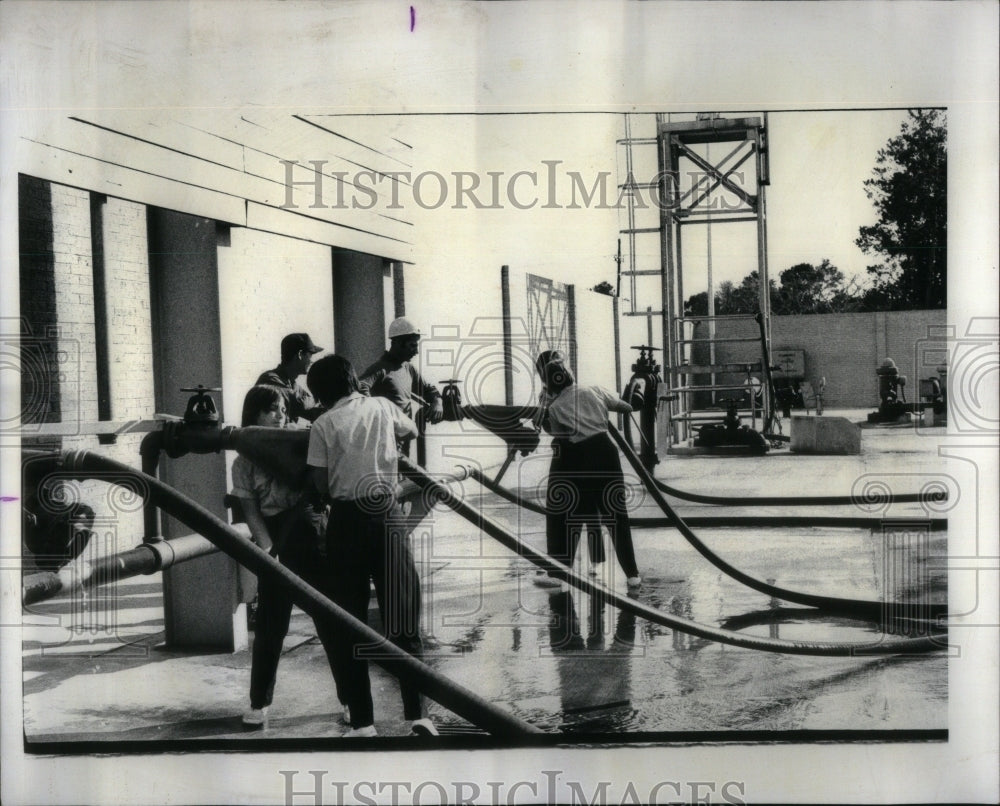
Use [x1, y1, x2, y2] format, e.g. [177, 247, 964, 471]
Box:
[419, 521, 948, 736]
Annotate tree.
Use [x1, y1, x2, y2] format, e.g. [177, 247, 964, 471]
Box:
[684, 290, 709, 316]
[728, 271, 777, 314]
[856, 109, 947, 309]
[774, 259, 850, 314]
[684, 273, 779, 317]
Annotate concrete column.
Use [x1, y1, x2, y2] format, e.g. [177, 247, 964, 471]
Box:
[148, 208, 246, 651]
[333, 248, 389, 369]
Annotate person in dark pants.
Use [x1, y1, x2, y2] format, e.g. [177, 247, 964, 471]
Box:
[306, 354, 437, 738]
[534, 350, 642, 590]
[231, 384, 345, 728]
[256, 332, 326, 425]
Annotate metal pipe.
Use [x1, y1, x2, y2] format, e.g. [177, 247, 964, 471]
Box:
[139, 430, 164, 540]
[23, 533, 218, 606]
[52, 448, 543, 738]
[501, 264, 513, 407]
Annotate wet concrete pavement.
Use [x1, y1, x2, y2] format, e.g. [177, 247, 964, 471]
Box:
[20, 412, 950, 746]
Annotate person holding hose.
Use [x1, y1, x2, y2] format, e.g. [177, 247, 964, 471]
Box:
[306, 354, 438, 738]
[533, 350, 643, 590]
[360, 317, 443, 463]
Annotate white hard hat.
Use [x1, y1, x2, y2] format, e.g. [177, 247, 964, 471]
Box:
[388, 317, 421, 339]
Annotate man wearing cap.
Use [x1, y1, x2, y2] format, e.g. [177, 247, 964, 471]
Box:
[256, 333, 325, 425]
[359, 317, 444, 428]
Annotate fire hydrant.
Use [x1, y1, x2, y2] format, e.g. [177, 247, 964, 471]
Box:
[919, 362, 947, 426]
[868, 358, 909, 423]
[622, 345, 662, 470]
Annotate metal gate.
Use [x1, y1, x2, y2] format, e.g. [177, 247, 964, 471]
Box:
[526, 273, 576, 373]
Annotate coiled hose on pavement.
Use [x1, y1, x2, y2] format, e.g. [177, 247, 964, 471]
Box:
[400, 457, 946, 656]
[49, 449, 544, 738]
[605, 424, 946, 622]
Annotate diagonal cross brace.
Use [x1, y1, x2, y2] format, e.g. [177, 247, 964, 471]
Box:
[671, 137, 758, 210]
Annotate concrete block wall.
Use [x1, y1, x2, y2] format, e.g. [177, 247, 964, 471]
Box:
[705, 310, 949, 409]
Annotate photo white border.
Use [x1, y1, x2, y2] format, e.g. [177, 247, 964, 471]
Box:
[2, 1, 997, 803]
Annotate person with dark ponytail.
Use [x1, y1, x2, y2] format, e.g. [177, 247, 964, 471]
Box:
[534, 350, 642, 590]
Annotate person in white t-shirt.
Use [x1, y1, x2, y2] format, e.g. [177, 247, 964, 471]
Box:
[306, 354, 437, 739]
[534, 350, 642, 590]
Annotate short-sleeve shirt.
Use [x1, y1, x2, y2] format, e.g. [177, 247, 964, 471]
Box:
[307, 392, 418, 501]
[230, 454, 304, 517]
[359, 353, 440, 418]
[546, 385, 622, 443]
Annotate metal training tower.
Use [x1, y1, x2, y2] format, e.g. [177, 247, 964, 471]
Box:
[617, 112, 774, 447]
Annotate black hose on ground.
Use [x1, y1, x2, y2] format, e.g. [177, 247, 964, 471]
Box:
[468, 468, 947, 531]
[52, 449, 544, 738]
[647, 461, 947, 508]
[400, 457, 946, 656]
[607, 424, 947, 621]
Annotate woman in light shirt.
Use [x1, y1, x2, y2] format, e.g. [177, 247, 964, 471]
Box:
[534, 350, 642, 589]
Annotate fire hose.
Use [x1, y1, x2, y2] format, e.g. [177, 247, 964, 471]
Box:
[647, 472, 947, 508]
[400, 457, 946, 655]
[605, 424, 946, 622]
[467, 467, 946, 532]
[29, 448, 544, 739]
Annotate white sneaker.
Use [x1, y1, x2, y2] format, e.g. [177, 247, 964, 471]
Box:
[242, 706, 268, 727]
[410, 718, 439, 736]
[344, 724, 378, 738]
[341, 704, 351, 725]
[626, 576, 642, 589]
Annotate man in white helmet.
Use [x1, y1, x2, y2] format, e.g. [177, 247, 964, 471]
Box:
[359, 317, 444, 429]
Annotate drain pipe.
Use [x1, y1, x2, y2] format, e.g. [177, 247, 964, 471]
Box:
[52, 449, 543, 739]
[23, 533, 217, 606]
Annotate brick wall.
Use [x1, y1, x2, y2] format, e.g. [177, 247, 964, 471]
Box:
[49, 182, 99, 429]
[102, 197, 154, 422]
[19, 177, 155, 551]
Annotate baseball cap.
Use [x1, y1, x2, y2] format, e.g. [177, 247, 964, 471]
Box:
[282, 333, 323, 356]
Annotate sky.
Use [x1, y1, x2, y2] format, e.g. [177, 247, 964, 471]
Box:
[392, 108, 915, 328]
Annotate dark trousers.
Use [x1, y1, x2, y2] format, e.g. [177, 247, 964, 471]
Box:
[249, 508, 344, 710]
[545, 433, 640, 579]
[326, 499, 424, 728]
